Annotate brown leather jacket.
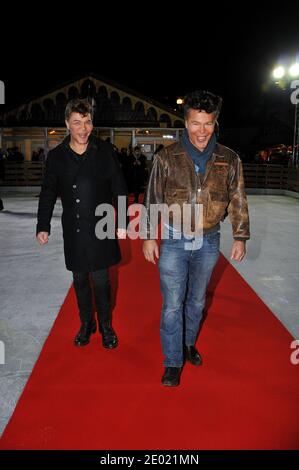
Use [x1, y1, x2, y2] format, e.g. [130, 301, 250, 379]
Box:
[144, 141, 250, 240]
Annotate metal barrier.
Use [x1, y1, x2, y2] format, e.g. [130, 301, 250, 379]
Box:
[243, 164, 288, 189]
[1, 162, 44, 186]
[1, 162, 299, 192]
[285, 168, 299, 192]
[243, 164, 299, 192]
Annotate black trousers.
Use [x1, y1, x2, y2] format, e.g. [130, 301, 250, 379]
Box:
[72, 269, 111, 328]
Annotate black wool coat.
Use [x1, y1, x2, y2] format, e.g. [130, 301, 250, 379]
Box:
[37, 134, 127, 271]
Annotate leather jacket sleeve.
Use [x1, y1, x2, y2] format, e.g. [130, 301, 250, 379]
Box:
[227, 157, 250, 240]
[143, 153, 167, 238]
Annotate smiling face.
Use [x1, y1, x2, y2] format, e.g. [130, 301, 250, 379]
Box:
[66, 112, 93, 146]
[185, 108, 216, 151]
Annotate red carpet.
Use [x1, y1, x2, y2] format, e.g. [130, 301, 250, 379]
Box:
[1, 238, 299, 450]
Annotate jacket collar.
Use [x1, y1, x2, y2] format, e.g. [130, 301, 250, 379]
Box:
[171, 140, 224, 159]
[62, 132, 98, 150]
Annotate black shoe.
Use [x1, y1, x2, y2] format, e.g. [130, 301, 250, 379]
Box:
[101, 326, 118, 349]
[185, 345, 202, 366]
[0, 199, 3, 211]
[74, 320, 96, 347]
[161, 367, 181, 387]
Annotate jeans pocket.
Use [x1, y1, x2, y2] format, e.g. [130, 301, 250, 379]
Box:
[205, 230, 220, 247]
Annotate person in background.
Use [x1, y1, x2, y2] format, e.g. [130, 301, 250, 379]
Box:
[128, 146, 147, 203]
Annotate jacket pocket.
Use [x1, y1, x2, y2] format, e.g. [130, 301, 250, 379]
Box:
[206, 190, 228, 224]
[165, 188, 190, 205]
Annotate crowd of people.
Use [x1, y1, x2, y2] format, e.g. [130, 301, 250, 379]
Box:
[254, 144, 292, 165]
[0, 146, 25, 163]
[0, 143, 159, 206]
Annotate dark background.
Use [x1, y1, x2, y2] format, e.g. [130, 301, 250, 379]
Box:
[1, 4, 299, 127]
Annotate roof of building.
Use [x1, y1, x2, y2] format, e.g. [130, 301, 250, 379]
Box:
[0, 73, 184, 128]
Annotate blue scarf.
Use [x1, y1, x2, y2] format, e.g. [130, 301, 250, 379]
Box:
[182, 129, 216, 174]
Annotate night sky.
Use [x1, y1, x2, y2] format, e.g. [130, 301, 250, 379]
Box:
[2, 5, 299, 127]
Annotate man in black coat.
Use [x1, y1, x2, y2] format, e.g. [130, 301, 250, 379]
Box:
[36, 98, 127, 349]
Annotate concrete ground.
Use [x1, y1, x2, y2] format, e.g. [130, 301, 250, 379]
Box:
[0, 193, 298, 436]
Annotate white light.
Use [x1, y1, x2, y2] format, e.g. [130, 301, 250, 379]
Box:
[163, 135, 174, 139]
[176, 98, 183, 105]
[273, 66, 285, 79]
[289, 63, 299, 77]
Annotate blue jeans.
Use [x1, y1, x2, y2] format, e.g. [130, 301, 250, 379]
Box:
[158, 231, 220, 367]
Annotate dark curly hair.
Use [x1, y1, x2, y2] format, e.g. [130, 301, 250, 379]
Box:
[183, 90, 222, 119]
[65, 98, 93, 121]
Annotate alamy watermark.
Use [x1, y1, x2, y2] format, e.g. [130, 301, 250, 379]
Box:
[290, 339, 299, 365]
[290, 80, 299, 105]
[0, 80, 4, 104]
[0, 340, 5, 364]
[94, 197, 204, 250]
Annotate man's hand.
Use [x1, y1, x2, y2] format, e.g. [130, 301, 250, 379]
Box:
[36, 231, 49, 245]
[143, 240, 159, 264]
[116, 228, 127, 239]
[230, 240, 246, 262]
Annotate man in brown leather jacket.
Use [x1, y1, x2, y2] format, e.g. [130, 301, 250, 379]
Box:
[143, 90, 250, 386]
